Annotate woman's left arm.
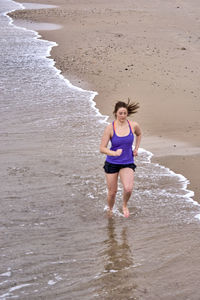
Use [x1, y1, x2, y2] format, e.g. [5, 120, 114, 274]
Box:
[131, 121, 142, 156]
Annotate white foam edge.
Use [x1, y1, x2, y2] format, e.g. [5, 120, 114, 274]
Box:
[0, 280, 9, 286]
[9, 283, 31, 292]
[0, 283, 32, 299]
[194, 214, 200, 220]
[5, 1, 109, 124]
[139, 148, 200, 219]
[19, 2, 58, 10]
[5, 1, 199, 221]
[138, 147, 153, 162]
[104, 205, 124, 217]
[0, 271, 11, 277]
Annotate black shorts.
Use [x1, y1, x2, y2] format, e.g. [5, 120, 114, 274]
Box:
[103, 161, 137, 174]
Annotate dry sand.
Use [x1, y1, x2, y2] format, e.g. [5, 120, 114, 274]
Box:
[10, 0, 200, 201]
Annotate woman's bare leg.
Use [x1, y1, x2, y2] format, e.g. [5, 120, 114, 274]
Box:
[105, 172, 118, 213]
[119, 168, 134, 217]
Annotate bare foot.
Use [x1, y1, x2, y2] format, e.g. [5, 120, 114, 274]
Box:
[107, 208, 113, 218]
[123, 206, 130, 218]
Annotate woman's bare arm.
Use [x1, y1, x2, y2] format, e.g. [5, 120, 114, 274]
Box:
[131, 121, 142, 156]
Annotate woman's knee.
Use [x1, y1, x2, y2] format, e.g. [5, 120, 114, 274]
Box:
[108, 188, 117, 197]
[124, 185, 133, 195]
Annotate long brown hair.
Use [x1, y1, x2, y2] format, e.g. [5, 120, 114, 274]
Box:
[113, 98, 139, 117]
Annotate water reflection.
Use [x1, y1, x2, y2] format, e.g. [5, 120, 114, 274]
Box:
[104, 218, 133, 272]
[96, 218, 137, 299]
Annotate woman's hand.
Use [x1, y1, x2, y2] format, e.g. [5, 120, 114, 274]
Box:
[133, 149, 138, 156]
[115, 149, 123, 156]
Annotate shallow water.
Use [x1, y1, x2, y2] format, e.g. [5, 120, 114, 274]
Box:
[1, 1, 200, 299]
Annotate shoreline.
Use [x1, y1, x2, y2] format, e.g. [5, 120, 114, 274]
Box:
[9, 0, 200, 202]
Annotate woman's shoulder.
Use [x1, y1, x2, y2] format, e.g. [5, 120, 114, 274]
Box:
[103, 122, 113, 134]
[105, 122, 113, 130]
[129, 120, 139, 127]
[105, 122, 115, 137]
[128, 120, 140, 133]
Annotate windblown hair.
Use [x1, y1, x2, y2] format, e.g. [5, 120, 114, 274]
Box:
[113, 98, 140, 117]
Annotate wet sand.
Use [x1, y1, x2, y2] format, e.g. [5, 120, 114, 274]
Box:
[10, 0, 200, 202]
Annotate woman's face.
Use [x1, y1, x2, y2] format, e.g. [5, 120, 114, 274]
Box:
[116, 107, 128, 122]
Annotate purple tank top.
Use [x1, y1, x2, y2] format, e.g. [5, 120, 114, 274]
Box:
[106, 120, 134, 164]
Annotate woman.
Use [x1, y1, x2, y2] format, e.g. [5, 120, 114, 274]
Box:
[100, 99, 142, 217]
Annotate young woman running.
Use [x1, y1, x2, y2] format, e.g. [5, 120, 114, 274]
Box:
[100, 100, 142, 217]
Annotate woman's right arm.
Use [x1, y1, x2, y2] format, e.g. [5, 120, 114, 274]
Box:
[100, 124, 122, 157]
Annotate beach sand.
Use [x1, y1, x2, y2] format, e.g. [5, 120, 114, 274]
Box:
[10, 0, 200, 202]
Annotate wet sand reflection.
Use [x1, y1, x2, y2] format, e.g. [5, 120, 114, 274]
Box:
[104, 218, 133, 272]
[96, 218, 137, 299]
